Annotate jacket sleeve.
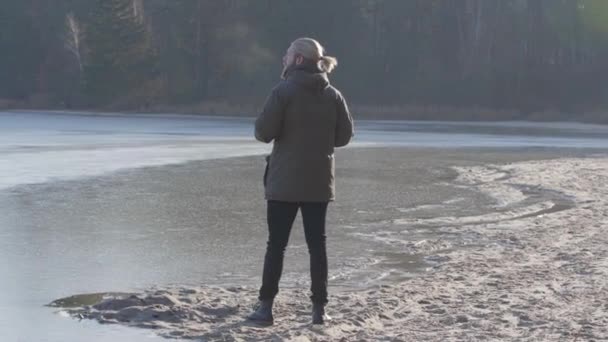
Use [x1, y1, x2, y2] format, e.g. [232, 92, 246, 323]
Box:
[255, 85, 286, 143]
[335, 92, 354, 147]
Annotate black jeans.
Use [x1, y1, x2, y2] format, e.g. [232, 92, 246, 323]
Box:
[258, 200, 329, 305]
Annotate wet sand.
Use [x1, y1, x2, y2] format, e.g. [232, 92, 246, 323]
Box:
[42, 147, 608, 341]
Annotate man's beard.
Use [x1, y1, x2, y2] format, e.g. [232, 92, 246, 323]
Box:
[281, 62, 292, 79]
[281, 54, 295, 79]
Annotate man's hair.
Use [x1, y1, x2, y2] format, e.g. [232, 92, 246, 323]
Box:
[289, 37, 338, 74]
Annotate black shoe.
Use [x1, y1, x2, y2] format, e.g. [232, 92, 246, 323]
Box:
[312, 303, 331, 325]
[247, 299, 274, 325]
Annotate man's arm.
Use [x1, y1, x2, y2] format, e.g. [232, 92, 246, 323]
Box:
[335, 92, 354, 147]
[255, 85, 286, 143]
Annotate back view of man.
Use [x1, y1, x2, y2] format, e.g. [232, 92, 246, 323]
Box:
[249, 37, 354, 326]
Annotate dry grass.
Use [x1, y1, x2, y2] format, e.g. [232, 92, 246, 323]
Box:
[0, 98, 21, 109]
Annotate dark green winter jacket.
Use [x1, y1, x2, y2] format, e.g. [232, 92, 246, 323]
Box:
[255, 61, 354, 202]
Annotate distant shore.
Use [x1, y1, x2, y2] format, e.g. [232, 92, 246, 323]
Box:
[2, 101, 607, 125]
[5, 108, 608, 128]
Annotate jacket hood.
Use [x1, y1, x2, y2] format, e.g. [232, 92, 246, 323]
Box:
[285, 60, 329, 91]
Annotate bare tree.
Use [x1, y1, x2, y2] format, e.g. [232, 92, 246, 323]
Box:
[64, 12, 83, 73]
[132, 0, 145, 23]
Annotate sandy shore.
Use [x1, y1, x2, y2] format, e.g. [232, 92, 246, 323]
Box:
[50, 156, 608, 341]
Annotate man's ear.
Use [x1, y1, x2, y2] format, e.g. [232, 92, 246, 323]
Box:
[295, 55, 304, 65]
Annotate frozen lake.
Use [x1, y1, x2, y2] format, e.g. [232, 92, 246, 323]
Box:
[1, 111, 607, 190]
[1, 111, 607, 341]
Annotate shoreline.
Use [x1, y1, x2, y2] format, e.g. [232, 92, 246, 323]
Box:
[3, 108, 608, 127]
[51, 155, 608, 341]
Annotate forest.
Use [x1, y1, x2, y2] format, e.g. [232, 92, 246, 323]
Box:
[1, 0, 607, 122]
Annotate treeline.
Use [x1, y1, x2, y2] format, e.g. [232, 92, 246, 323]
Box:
[1, 0, 607, 122]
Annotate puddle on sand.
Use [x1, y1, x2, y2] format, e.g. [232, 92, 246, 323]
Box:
[48, 292, 135, 308]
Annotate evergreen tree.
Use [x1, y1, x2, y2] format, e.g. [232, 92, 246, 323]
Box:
[0, 0, 43, 100]
[83, 0, 158, 106]
[1, 0, 607, 121]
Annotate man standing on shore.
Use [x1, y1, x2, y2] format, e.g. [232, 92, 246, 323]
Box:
[249, 37, 354, 325]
